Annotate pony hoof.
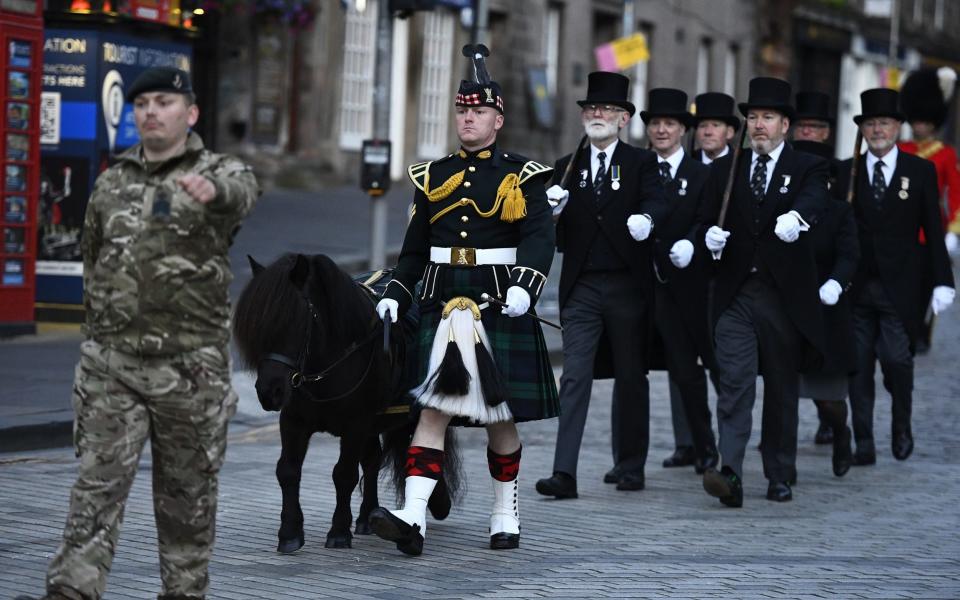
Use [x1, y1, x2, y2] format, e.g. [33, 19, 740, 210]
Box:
[277, 534, 305, 554]
[325, 533, 353, 549]
[355, 520, 372, 535]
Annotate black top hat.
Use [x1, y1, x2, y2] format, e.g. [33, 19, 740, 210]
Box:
[853, 88, 904, 125]
[640, 88, 694, 127]
[578, 72, 636, 116]
[794, 91, 834, 126]
[125, 67, 193, 103]
[738, 77, 794, 120]
[456, 80, 505, 114]
[692, 92, 740, 130]
[900, 68, 954, 127]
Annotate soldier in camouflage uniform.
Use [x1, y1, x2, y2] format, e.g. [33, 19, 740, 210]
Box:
[18, 67, 258, 600]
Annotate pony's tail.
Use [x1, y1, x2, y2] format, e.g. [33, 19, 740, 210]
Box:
[382, 420, 463, 507]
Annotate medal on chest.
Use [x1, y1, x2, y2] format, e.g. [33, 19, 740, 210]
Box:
[779, 174, 791, 195]
[899, 176, 909, 200]
[579, 169, 588, 188]
[610, 165, 621, 191]
[677, 177, 688, 196]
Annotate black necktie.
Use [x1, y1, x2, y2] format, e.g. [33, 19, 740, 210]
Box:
[873, 160, 887, 208]
[659, 161, 672, 184]
[594, 152, 607, 191]
[751, 154, 770, 203]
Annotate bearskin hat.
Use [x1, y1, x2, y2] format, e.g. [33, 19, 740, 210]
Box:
[900, 67, 957, 128]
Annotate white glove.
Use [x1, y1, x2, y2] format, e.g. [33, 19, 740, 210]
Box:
[931, 286, 955, 315]
[775, 212, 801, 243]
[502, 286, 530, 318]
[946, 232, 959, 254]
[669, 239, 694, 269]
[376, 298, 399, 323]
[627, 214, 652, 241]
[818, 279, 842, 306]
[546, 185, 570, 216]
[705, 226, 730, 253]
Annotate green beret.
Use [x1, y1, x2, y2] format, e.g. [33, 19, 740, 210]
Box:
[125, 67, 193, 103]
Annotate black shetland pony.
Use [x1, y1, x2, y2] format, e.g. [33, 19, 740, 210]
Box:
[233, 253, 458, 553]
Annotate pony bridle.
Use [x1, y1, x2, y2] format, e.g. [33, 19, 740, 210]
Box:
[261, 288, 383, 402]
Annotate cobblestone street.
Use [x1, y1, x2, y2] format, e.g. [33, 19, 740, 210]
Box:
[3, 312, 960, 599]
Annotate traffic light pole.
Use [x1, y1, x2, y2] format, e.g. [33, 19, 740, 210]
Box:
[369, 0, 393, 270]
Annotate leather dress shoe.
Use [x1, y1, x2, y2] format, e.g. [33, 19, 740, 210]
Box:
[535, 472, 578, 499]
[832, 426, 853, 477]
[814, 421, 833, 445]
[662, 446, 696, 468]
[490, 531, 520, 550]
[766, 481, 793, 502]
[15, 594, 73, 600]
[694, 449, 719, 474]
[702, 466, 743, 508]
[615, 470, 645, 491]
[368, 507, 424, 556]
[892, 431, 914, 461]
[603, 465, 623, 484]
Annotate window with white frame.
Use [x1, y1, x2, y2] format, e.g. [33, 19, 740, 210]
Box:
[934, 0, 944, 29]
[339, 2, 379, 150]
[544, 5, 561, 96]
[629, 26, 652, 140]
[417, 10, 455, 158]
[724, 44, 738, 97]
[697, 38, 712, 96]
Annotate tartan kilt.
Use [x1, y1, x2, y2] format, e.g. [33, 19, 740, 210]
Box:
[411, 264, 559, 426]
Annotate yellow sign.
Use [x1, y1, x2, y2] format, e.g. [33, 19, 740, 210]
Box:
[610, 33, 650, 70]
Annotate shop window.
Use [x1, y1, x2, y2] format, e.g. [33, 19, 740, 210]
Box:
[339, 2, 379, 150]
[416, 10, 454, 158]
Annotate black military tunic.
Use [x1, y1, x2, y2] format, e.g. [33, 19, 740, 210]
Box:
[383, 143, 559, 423]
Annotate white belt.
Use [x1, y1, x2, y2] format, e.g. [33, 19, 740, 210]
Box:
[429, 246, 517, 266]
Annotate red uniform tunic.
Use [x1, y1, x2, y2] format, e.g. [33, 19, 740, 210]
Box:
[899, 139, 960, 234]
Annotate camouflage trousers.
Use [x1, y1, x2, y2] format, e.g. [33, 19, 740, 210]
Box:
[46, 340, 238, 600]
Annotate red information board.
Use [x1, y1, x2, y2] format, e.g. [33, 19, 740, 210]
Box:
[0, 5, 42, 332]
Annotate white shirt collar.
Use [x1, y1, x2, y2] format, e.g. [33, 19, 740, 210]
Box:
[701, 145, 730, 165]
[750, 140, 785, 193]
[866, 145, 898, 180]
[658, 147, 685, 178]
[590, 139, 619, 178]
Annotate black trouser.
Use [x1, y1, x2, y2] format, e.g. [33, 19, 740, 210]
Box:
[848, 278, 914, 453]
[654, 283, 717, 461]
[713, 276, 801, 483]
[553, 271, 650, 477]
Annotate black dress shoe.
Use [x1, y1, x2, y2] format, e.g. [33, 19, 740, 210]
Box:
[615, 470, 645, 491]
[766, 481, 793, 502]
[832, 426, 853, 477]
[694, 449, 719, 474]
[603, 465, 623, 484]
[702, 466, 743, 508]
[662, 446, 696, 468]
[892, 431, 914, 461]
[851, 451, 876, 466]
[490, 531, 520, 549]
[814, 421, 833, 445]
[368, 507, 424, 556]
[535, 472, 578, 499]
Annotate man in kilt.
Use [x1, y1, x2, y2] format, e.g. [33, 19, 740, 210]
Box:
[370, 48, 557, 556]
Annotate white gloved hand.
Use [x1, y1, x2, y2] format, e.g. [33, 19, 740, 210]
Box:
[546, 185, 570, 217]
[705, 226, 730, 253]
[502, 286, 531, 317]
[818, 279, 842, 306]
[627, 214, 652, 241]
[669, 239, 694, 269]
[945, 232, 959, 254]
[931, 285, 956, 315]
[376, 298, 399, 323]
[775, 212, 801, 243]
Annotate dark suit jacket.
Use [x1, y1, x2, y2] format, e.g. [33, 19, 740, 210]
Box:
[809, 197, 859, 375]
[697, 143, 829, 367]
[650, 153, 714, 369]
[836, 150, 955, 343]
[553, 140, 666, 309]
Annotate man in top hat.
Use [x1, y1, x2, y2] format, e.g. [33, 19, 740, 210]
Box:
[18, 67, 259, 600]
[790, 90, 846, 447]
[836, 88, 955, 466]
[372, 47, 558, 555]
[535, 71, 665, 498]
[693, 92, 740, 165]
[898, 67, 960, 355]
[698, 77, 829, 507]
[641, 87, 719, 475]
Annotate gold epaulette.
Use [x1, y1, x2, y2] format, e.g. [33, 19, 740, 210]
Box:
[917, 141, 945, 161]
[518, 160, 553, 185]
[408, 161, 432, 192]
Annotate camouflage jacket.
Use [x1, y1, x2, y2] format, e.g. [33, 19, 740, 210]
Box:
[81, 132, 259, 356]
